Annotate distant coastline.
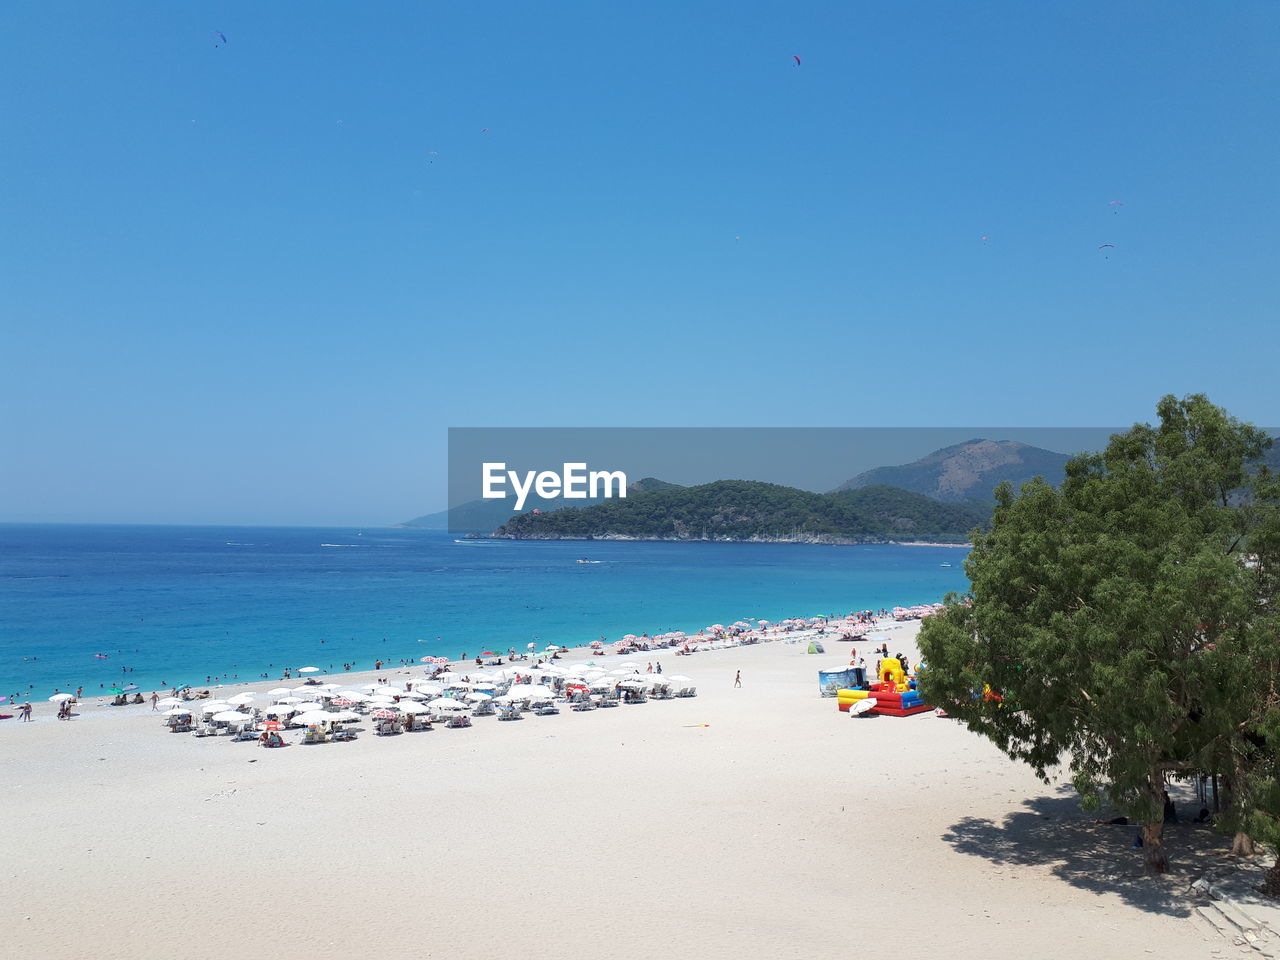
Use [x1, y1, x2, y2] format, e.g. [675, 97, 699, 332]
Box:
[468, 532, 972, 547]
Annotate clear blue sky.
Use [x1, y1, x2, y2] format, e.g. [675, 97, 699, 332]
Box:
[2, 2, 1277, 525]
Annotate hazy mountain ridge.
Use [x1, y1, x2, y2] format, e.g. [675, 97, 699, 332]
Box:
[832, 439, 1073, 503]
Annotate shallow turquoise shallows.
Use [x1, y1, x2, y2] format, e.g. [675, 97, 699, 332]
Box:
[0, 525, 970, 697]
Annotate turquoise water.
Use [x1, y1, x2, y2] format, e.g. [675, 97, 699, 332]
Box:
[0, 524, 969, 697]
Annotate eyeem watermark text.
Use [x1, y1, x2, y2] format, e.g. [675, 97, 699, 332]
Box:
[482, 462, 628, 511]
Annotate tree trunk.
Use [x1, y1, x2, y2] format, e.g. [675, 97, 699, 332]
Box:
[1142, 821, 1169, 873]
[1143, 771, 1170, 874]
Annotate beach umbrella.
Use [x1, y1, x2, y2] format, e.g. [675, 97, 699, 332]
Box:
[161, 707, 192, 717]
[48, 693, 75, 702]
[527, 642, 536, 650]
[155, 697, 183, 708]
[395, 702, 430, 714]
[328, 710, 360, 723]
[412, 681, 444, 695]
[291, 686, 321, 697]
[291, 702, 325, 713]
[370, 709, 399, 720]
[431, 699, 469, 712]
[227, 693, 255, 705]
[267, 687, 293, 697]
[298, 667, 321, 674]
[212, 710, 249, 723]
[330, 698, 356, 708]
[465, 692, 492, 702]
[316, 683, 342, 692]
[263, 720, 283, 731]
[122, 684, 139, 692]
[435, 672, 458, 682]
[294, 711, 332, 725]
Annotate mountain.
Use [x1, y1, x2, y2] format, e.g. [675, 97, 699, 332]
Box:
[832, 439, 1073, 503]
[492, 480, 988, 543]
[399, 477, 683, 531]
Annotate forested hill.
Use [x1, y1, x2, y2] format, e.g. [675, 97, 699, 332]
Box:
[491, 480, 988, 543]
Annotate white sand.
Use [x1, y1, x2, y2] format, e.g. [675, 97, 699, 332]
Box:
[0, 622, 1216, 959]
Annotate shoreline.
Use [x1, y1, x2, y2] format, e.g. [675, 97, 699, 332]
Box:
[471, 533, 974, 546]
[7, 615, 899, 723]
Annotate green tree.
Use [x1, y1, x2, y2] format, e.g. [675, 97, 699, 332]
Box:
[918, 395, 1279, 873]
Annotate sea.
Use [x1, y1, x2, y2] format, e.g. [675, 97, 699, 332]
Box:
[0, 524, 970, 698]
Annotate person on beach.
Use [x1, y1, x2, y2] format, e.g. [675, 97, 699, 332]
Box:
[20, 702, 33, 722]
[733, 671, 742, 688]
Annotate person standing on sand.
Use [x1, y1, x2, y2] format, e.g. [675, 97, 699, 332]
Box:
[734, 671, 742, 688]
[150, 692, 159, 710]
[21, 702, 33, 721]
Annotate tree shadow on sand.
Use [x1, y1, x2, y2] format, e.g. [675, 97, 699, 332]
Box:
[941, 784, 1240, 917]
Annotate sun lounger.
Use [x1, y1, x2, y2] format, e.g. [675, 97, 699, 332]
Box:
[446, 713, 472, 728]
[193, 723, 218, 737]
[497, 705, 522, 721]
[533, 702, 560, 715]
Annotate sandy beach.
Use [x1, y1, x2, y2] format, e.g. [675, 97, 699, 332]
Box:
[1, 620, 1223, 959]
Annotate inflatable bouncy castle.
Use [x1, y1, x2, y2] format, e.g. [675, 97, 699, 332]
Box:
[835, 656, 932, 717]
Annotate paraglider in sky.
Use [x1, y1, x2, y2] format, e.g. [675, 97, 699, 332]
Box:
[980, 235, 989, 242]
[1108, 200, 1124, 206]
[793, 55, 802, 66]
[212, 31, 227, 47]
[1098, 243, 1115, 249]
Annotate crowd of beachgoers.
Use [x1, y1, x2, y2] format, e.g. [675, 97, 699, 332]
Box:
[3, 604, 944, 730]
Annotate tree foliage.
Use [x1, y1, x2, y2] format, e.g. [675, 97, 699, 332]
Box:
[917, 395, 1280, 873]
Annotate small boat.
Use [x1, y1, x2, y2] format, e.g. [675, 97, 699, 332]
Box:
[940, 562, 952, 567]
[576, 558, 601, 564]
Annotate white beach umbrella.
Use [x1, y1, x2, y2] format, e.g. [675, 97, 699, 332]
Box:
[465, 692, 492, 702]
[431, 699, 469, 712]
[435, 672, 458, 682]
[294, 711, 333, 725]
[335, 691, 368, 701]
[275, 696, 304, 704]
[161, 707, 192, 716]
[413, 681, 444, 695]
[196, 701, 229, 714]
[291, 686, 320, 697]
[267, 687, 293, 697]
[227, 693, 255, 705]
[155, 697, 183, 708]
[291, 702, 325, 713]
[316, 683, 342, 692]
[298, 667, 321, 674]
[48, 693, 75, 702]
[394, 702, 430, 715]
[212, 710, 249, 723]
[328, 710, 361, 723]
